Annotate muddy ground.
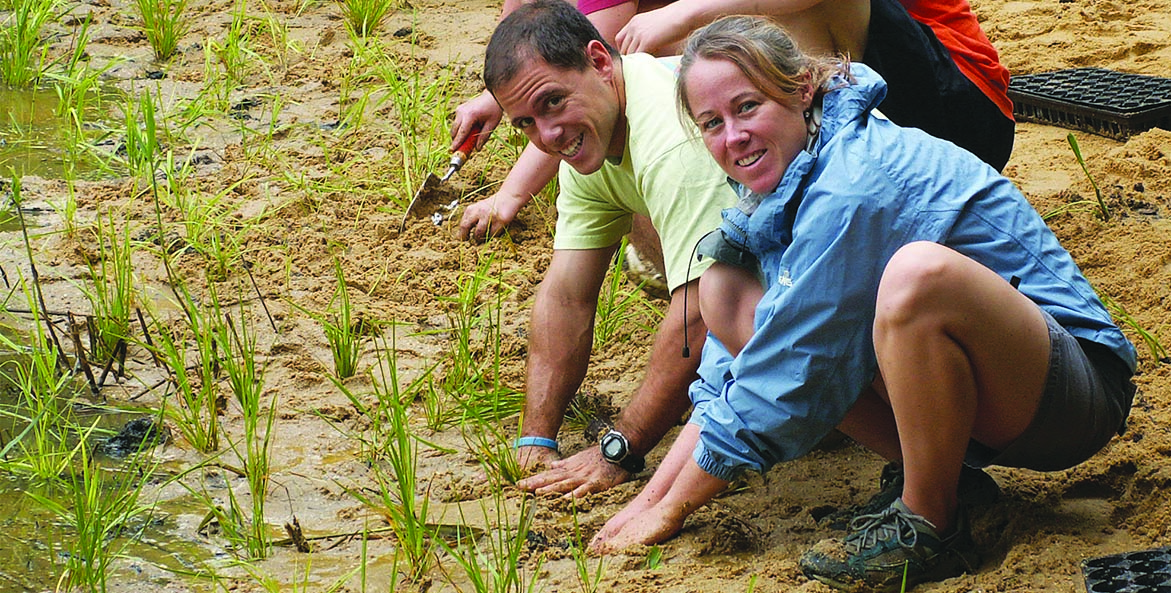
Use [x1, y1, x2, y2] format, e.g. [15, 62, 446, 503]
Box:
[4, 0, 1171, 591]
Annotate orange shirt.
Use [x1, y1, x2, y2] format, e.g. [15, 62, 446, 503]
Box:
[902, 0, 1014, 120]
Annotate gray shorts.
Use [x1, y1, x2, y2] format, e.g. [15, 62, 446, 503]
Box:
[965, 309, 1136, 471]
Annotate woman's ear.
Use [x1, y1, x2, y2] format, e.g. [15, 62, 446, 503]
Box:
[798, 82, 816, 109]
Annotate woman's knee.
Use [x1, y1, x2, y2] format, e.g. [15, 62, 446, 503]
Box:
[699, 263, 761, 353]
[876, 242, 961, 323]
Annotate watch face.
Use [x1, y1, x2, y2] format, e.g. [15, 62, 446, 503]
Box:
[601, 432, 627, 460]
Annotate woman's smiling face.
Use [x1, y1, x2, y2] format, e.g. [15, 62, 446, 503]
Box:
[684, 57, 812, 195]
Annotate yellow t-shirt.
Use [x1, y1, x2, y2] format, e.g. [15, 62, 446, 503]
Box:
[554, 53, 733, 293]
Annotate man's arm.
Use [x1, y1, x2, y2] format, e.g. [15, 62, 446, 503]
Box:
[518, 246, 617, 448]
[519, 278, 708, 497]
[616, 0, 866, 58]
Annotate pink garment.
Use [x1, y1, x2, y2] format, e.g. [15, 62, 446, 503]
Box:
[577, 0, 631, 15]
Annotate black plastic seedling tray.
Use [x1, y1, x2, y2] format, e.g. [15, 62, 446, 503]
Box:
[1081, 546, 1171, 593]
[1008, 67, 1171, 140]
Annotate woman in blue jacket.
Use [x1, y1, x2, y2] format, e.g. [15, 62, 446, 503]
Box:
[588, 15, 1137, 592]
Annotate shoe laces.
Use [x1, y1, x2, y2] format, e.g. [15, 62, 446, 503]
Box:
[845, 502, 930, 554]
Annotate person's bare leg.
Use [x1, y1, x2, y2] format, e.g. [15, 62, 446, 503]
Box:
[874, 242, 1051, 531]
[629, 213, 667, 280]
[698, 262, 763, 356]
[837, 383, 901, 462]
[581, 0, 639, 46]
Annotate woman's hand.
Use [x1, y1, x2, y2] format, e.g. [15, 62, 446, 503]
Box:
[616, 12, 690, 55]
[588, 499, 688, 553]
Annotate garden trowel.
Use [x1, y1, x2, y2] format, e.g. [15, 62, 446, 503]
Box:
[400, 125, 483, 231]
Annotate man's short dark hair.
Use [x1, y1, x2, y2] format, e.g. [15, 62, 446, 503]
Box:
[484, 0, 619, 92]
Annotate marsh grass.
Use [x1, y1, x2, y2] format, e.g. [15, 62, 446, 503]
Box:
[147, 307, 222, 453]
[1067, 133, 1110, 221]
[644, 545, 664, 569]
[339, 0, 398, 37]
[437, 493, 542, 593]
[327, 332, 432, 461]
[26, 432, 157, 593]
[423, 251, 522, 430]
[0, 278, 87, 482]
[218, 303, 275, 559]
[339, 336, 440, 581]
[120, 91, 160, 181]
[459, 416, 521, 486]
[1101, 292, 1168, 362]
[315, 258, 363, 379]
[47, 13, 121, 175]
[346, 37, 460, 210]
[211, 0, 266, 87]
[569, 502, 606, 593]
[81, 212, 137, 365]
[594, 238, 660, 348]
[134, 0, 189, 62]
[0, 0, 58, 87]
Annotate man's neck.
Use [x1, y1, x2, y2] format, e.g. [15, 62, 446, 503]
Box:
[607, 56, 628, 160]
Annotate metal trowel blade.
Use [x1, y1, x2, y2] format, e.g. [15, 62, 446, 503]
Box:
[400, 173, 444, 231]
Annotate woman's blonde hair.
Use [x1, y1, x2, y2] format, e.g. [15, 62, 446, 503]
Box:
[677, 15, 849, 121]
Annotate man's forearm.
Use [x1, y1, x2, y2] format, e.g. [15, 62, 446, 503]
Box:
[522, 297, 595, 438]
[496, 143, 561, 205]
[520, 249, 615, 440]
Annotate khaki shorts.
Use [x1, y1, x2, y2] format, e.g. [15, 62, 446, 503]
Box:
[965, 309, 1136, 472]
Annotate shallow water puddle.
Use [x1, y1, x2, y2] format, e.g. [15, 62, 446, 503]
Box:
[0, 85, 111, 181]
[0, 336, 210, 592]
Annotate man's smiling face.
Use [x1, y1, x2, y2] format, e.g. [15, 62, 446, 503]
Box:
[492, 41, 624, 175]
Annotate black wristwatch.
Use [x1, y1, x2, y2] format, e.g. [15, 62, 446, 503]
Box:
[599, 428, 645, 473]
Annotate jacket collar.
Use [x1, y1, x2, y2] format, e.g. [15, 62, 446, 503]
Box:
[726, 64, 887, 253]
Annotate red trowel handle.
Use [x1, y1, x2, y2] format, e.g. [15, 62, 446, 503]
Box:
[450, 124, 484, 169]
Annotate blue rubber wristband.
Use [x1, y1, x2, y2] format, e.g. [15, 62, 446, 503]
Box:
[513, 436, 559, 452]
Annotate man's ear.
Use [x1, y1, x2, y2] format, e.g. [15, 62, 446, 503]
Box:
[585, 39, 614, 77]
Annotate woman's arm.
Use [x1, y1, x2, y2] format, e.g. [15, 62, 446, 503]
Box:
[588, 424, 730, 552]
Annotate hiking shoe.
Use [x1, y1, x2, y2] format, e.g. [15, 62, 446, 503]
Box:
[800, 498, 979, 593]
[820, 461, 999, 530]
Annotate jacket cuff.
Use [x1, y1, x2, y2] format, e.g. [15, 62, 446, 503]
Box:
[693, 446, 739, 482]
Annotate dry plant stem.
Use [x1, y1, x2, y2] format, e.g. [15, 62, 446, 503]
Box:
[136, 307, 164, 368]
[67, 312, 100, 395]
[12, 177, 72, 375]
[244, 262, 277, 332]
[96, 338, 127, 387]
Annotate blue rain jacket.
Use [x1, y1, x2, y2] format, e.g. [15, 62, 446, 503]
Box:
[689, 64, 1137, 481]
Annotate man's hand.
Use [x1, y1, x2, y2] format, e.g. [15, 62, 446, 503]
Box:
[516, 446, 630, 498]
[452, 91, 503, 153]
[457, 191, 529, 242]
[516, 444, 560, 475]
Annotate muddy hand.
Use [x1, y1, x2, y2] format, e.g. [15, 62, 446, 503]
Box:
[457, 192, 527, 242]
[516, 444, 560, 475]
[589, 501, 685, 554]
[517, 447, 629, 497]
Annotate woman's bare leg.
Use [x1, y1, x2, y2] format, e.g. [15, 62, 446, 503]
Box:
[872, 242, 1050, 531]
